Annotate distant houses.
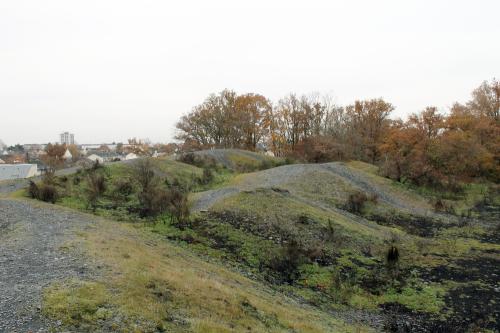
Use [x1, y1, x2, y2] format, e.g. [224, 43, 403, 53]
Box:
[0, 164, 39, 181]
[63, 149, 73, 161]
[125, 152, 138, 160]
[87, 152, 126, 164]
[0, 138, 165, 181]
[87, 154, 105, 164]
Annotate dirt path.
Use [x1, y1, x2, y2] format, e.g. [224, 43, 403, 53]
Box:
[0, 199, 97, 333]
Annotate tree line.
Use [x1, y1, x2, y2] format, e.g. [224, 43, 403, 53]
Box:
[176, 79, 499, 189]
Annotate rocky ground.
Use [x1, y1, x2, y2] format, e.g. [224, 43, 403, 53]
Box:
[193, 162, 440, 218]
[0, 199, 97, 333]
[193, 148, 272, 170]
[0, 158, 497, 332]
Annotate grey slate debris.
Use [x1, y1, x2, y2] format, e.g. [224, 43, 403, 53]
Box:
[0, 199, 97, 333]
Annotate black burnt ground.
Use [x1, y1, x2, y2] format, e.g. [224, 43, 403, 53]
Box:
[388, 256, 500, 332]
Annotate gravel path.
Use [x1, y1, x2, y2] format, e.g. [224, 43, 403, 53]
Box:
[320, 163, 434, 217]
[0, 199, 97, 333]
[194, 149, 271, 169]
[192, 162, 438, 219]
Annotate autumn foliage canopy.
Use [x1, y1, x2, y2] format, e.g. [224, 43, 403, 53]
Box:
[176, 79, 499, 189]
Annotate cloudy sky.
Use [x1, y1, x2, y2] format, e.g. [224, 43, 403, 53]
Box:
[1, 0, 499, 145]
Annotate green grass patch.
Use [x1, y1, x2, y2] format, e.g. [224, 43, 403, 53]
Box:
[381, 282, 447, 314]
[43, 279, 113, 328]
[42, 220, 362, 333]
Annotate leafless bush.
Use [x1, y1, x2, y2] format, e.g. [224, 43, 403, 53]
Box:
[134, 159, 157, 193]
[345, 191, 368, 213]
[38, 184, 58, 203]
[432, 198, 455, 214]
[323, 219, 346, 249]
[110, 179, 134, 206]
[133, 159, 160, 216]
[28, 181, 39, 199]
[169, 188, 190, 223]
[86, 173, 106, 212]
[41, 169, 56, 185]
[386, 245, 399, 265]
[200, 167, 214, 185]
[267, 238, 307, 283]
[179, 153, 217, 169]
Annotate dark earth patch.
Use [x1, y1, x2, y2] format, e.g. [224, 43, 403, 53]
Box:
[415, 256, 500, 332]
[442, 284, 499, 332]
[381, 302, 455, 333]
[421, 257, 500, 285]
[380, 300, 498, 333]
[368, 214, 452, 237]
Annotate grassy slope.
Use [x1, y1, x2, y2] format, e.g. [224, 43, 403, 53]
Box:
[202, 159, 499, 327]
[194, 149, 284, 172]
[29, 152, 500, 331]
[33, 158, 367, 332]
[43, 217, 366, 333]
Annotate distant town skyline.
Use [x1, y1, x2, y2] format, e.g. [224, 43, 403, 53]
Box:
[1, 0, 499, 145]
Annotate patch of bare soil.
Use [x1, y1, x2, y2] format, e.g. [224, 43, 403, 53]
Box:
[368, 214, 449, 237]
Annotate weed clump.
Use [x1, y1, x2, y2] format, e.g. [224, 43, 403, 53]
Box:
[199, 167, 214, 185]
[179, 153, 218, 169]
[345, 191, 368, 213]
[110, 179, 133, 206]
[432, 197, 455, 214]
[85, 173, 107, 212]
[39, 185, 59, 204]
[28, 180, 39, 199]
[28, 180, 59, 203]
[267, 238, 307, 283]
[386, 245, 399, 265]
[344, 191, 378, 214]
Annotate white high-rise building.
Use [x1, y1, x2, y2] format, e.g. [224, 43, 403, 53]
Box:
[60, 132, 75, 145]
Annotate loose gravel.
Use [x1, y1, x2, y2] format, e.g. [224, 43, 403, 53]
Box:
[0, 199, 97, 333]
[194, 149, 271, 169]
[193, 161, 435, 216]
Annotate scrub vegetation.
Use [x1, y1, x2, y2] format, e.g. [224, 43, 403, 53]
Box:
[28, 78, 499, 332]
[29, 150, 500, 332]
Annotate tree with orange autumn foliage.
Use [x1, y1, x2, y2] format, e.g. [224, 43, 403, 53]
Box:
[380, 79, 499, 188]
[42, 143, 67, 170]
[176, 79, 499, 188]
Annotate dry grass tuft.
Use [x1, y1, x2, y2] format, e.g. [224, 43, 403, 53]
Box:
[43, 219, 370, 332]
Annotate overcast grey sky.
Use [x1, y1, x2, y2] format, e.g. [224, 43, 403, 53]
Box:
[1, 0, 499, 145]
